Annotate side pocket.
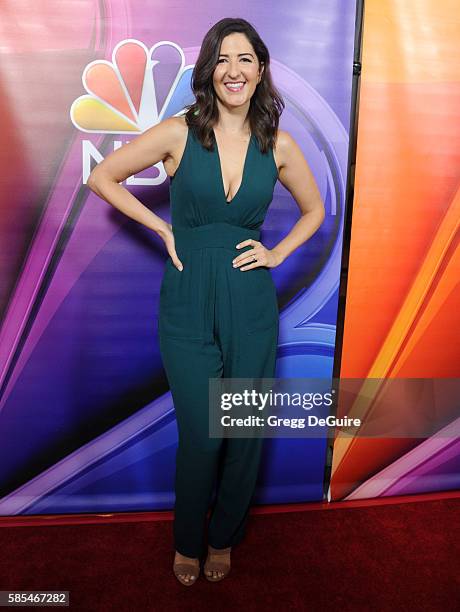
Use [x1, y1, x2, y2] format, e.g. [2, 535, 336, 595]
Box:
[159, 258, 203, 339]
[242, 267, 279, 334]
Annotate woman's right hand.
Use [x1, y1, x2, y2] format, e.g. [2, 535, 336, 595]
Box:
[158, 223, 183, 271]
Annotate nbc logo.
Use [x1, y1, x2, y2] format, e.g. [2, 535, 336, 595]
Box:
[70, 39, 194, 183]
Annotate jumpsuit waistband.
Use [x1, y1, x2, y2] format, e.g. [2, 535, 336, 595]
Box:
[172, 222, 260, 252]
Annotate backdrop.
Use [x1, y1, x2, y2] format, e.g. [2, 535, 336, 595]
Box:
[0, 0, 353, 515]
[330, 0, 460, 501]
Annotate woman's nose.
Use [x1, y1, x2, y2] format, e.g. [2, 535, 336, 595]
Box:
[226, 62, 241, 78]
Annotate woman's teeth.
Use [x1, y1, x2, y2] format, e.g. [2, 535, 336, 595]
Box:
[225, 82, 245, 92]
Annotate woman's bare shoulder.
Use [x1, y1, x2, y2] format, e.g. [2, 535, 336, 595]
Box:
[273, 129, 299, 170]
[272, 129, 291, 172]
[143, 114, 188, 144]
[163, 115, 188, 139]
[161, 115, 189, 177]
[273, 128, 296, 152]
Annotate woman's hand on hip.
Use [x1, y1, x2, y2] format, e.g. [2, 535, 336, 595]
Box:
[158, 223, 183, 271]
[232, 239, 285, 271]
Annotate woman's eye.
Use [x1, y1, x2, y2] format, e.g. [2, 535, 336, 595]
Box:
[217, 58, 252, 63]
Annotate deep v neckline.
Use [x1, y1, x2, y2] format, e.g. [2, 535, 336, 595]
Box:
[212, 128, 253, 205]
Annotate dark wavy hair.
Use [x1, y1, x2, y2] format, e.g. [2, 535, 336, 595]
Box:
[182, 17, 284, 154]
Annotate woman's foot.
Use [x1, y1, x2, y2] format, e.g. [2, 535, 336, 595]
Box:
[173, 550, 200, 586]
[204, 544, 231, 581]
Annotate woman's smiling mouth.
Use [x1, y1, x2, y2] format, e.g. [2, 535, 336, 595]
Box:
[224, 81, 245, 92]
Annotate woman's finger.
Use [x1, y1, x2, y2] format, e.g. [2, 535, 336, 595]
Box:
[233, 249, 258, 268]
[233, 246, 268, 268]
[239, 259, 261, 271]
[170, 252, 183, 271]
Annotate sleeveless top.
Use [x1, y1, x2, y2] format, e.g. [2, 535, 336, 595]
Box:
[169, 126, 279, 230]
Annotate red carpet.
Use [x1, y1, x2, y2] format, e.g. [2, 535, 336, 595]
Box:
[0, 494, 459, 611]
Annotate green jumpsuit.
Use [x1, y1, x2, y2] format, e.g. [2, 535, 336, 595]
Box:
[159, 124, 279, 559]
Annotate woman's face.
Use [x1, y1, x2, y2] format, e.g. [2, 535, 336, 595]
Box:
[212, 32, 263, 110]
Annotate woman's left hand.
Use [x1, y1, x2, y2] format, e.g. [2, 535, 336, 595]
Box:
[232, 238, 284, 270]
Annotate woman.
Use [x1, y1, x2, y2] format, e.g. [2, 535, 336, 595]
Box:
[88, 17, 325, 586]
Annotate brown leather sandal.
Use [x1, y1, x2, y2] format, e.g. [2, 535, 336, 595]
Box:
[204, 545, 232, 582]
[173, 555, 200, 587]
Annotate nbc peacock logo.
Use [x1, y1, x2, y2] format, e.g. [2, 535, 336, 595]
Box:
[70, 38, 194, 134]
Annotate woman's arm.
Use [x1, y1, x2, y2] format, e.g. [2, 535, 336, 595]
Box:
[270, 130, 325, 265]
[87, 116, 184, 239]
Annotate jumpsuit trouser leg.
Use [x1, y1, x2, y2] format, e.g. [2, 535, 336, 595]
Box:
[158, 223, 279, 559]
[206, 326, 278, 551]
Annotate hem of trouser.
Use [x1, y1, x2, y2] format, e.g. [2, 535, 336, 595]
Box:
[207, 524, 247, 551]
[175, 528, 246, 559]
[175, 545, 204, 559]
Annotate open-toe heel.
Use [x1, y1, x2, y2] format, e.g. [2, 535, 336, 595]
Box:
[204, 545, 231, 582]
[173, 555, 200, 586]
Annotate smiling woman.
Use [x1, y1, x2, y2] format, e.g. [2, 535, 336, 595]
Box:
[159, 21, 289, 588]
[86, 15, 325, 589]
